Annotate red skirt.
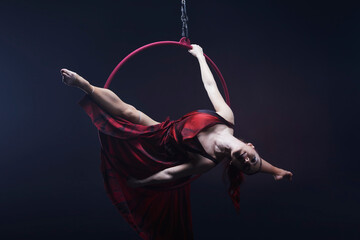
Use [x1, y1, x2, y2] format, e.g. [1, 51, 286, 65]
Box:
[79, 96, 233, 240]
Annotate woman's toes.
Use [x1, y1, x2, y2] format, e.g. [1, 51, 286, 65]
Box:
[61, 68, 74, 76]
[60, 68, 68, 74]
[60, 68, 88, 89]
[61, 69, 76, 86]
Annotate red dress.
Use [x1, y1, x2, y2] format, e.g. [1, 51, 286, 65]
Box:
[78, 96, 234, 240]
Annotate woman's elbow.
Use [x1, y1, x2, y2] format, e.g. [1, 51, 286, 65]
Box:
[159, 170, 176, 181]
[165, 167, 193, 180]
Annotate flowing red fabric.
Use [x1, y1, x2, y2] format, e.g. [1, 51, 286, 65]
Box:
[78, 96, 233, 240]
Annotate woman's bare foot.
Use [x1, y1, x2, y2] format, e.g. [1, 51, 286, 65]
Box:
[273, 169, 293, 181]
[60, 69, 94, 94]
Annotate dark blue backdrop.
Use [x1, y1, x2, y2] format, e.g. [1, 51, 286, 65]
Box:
[1, 0, 359, 239]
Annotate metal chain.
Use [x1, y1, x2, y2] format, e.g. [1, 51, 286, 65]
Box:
[181, 0, 189, 38]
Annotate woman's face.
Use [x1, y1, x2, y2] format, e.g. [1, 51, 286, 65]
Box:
[231, 143, 261, 174]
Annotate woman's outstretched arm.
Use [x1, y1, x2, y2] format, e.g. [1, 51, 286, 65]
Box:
[127, 154, 215, 188]
[231, 156, 293, 180]
[189, 45, 234, 124]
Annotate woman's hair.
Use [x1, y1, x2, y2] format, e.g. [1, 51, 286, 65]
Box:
[222, 159, 244, 214]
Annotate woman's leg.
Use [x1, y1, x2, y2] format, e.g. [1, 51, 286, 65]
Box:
[61, 69, 159, 126]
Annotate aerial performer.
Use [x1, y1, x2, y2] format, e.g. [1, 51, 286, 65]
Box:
[61, 2, 292, 239]
[61, 45, 293, 240]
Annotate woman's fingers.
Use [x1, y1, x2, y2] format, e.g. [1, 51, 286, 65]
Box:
[188, 44, 203, 57]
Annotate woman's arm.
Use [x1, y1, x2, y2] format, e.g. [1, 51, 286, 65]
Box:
[189, 45, 234, 124]
[127, 153, 216, 188]
[231, 156, 293, 180]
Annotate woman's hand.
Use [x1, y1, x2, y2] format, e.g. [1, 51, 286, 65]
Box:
[273, 169, 293, 181]
[188, 44, 204, 58]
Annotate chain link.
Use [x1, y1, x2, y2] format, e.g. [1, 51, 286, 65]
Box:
[181, 0, 189, 38]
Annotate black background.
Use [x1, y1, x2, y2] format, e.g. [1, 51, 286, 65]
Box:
[1, 0, 359, 239]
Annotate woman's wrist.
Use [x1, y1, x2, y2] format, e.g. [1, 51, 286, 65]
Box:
[197, 55, 206, 64]
[273, 167, 283, 176]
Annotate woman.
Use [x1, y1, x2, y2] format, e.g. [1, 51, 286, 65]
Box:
[61, 44, 293, 240]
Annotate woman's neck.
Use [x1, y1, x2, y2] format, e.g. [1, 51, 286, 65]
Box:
[214, 132, 241, 157]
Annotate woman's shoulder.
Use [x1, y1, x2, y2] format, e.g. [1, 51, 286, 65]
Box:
[184, 109, 234, 126]
[194, 109, 234, 128]
[177, 109, 234, 142]
[215, 109, 234, 125]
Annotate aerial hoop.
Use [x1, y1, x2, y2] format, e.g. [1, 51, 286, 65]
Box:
[104, 37, 231, 106]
